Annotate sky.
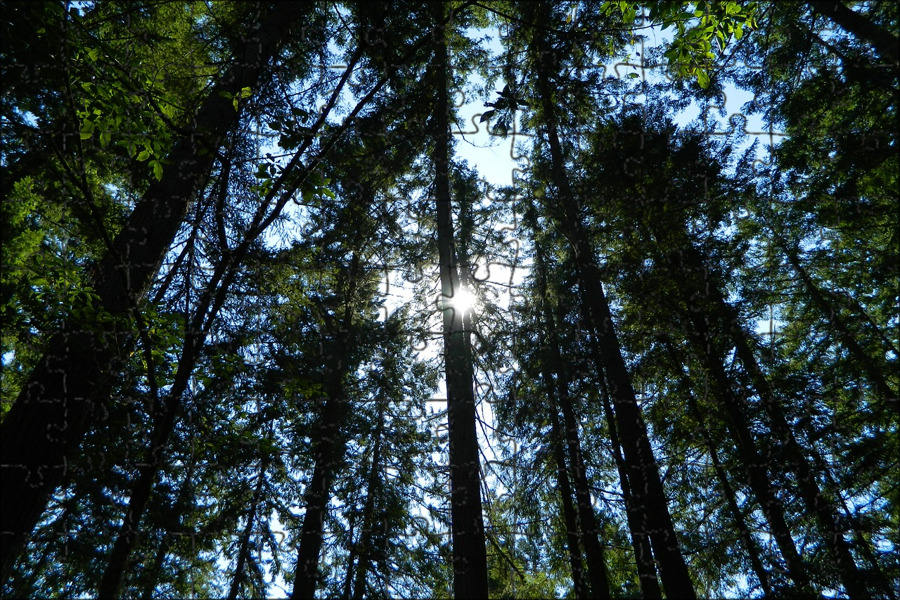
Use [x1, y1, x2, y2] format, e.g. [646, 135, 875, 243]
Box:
[255, 12, 786, 598]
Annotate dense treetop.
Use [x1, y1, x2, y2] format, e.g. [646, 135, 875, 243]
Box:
[1, 1, 896, 598]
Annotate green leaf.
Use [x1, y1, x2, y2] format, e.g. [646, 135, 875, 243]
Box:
[697, 71, 710, 88]
[80, 121, 95, 139]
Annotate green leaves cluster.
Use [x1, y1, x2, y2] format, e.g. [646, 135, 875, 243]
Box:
[3, 1, 896, 598]
[602, 1, 759, 87]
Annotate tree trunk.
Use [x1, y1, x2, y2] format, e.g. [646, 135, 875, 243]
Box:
[663, 256, 814, 594]
[530, 232, 611, 599]
[428, 3, 489, 598]
[548, 408, 589, 600]
[291, 255, 362, 600]
[676, 241, 873, 599]
[228, 456, 270, 600]
[664, 344, 774, 597]
[342, 508, 359, 600]
[557, 382, 612, 600]
[555, 260, 661, 599]
[543, 146, 694, 598]
[593, 377, 662, 599]
[528, 10, 695, 593]
[351, 406, 386, 600]
[97, 240, 240, 597]
[806, 439, 898, 600]
[139, 532, 170, 600]
[695, 412, 774, 598]
[782, 244, 898, 402]
[807, 1, 899, 63]
[0, 2, 308, 582]
[290, 396, 344, 600]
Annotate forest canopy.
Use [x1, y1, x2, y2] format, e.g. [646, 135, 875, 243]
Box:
[1, 1, 897, 598]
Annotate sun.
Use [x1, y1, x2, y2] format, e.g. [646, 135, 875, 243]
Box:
[449, 287, 477, 314]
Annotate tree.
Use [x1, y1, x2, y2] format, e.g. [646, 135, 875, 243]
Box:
[0, 2, 313, 581]
[3, 1, 896, 597]
[509, 2, 697, 596]
[426, 3, 489, 597]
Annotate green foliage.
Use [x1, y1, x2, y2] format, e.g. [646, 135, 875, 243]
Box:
[2, 1, 896, 598]
[602, 1, 759, 87]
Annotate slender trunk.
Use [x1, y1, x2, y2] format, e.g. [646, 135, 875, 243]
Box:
[782, 245, 898, 402]
[529, 241, 588, 597]
[428, 3, 488, 598]
[665, 345, 774, 597]
[678, 242, 873, 599]
[117, 440, 196, 600]
[291, 396, 344, 600]
[96, 418, 174, 598]
[548, 408, 589, 600]
[291, 255, 361, 600]
[557, 382, 612, 600]
[546, 166, 694, 596]
[228, 457, 270, 600]
[696, 414, 774, 598]
[0, 3, 308, 581]
[594, 376, 662, 598]
[807, 1, 899, 63]
[97, 233, 236, 597]
[557, 258, 661, 598]
[351, 409, 386, 600]
[557, 242, 661, 597]
[342, 513, 358, 600]
[528, 9, 695, 593]
[664, 253, 814, 594]
[807, 442, 898, 600]
[139, 532, 170, 600]
[530, 234, 611, 599]
[733, 309, 872, 599]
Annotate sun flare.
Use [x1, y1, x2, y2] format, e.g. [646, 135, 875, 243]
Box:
[450, 287, 476, 314]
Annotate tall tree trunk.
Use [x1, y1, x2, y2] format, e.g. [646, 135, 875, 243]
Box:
[291, 254, 362, 600]
[0, 3, 308, 582]
[290, 394, 344, 600]
[676, 241, 873, 599]
[693, 409, 774, 598]
[807, 1, 899, 63]
[663, 344, 775, 597]
[593, 376, 662, 598]
[781, 244, 898, 402]
[547, 407, 589, 600]
[228, 456, 270, 600]
[530, 231, 611, 599]
[806, 438, 898, 600]
[97, 413, 177, 598]
[351, 406, 386, 600]
[342, 507, 360, 600]
[428, 3, 489, 598]
[542, 153, 694, 597]
[97, 231, 244, 597]
[663, 254, 814, 595]
[527, 8, 695, 594]
[139, 532, 170, 600]
[555, 255, 661, 599]
[556, 379, 612, 600]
